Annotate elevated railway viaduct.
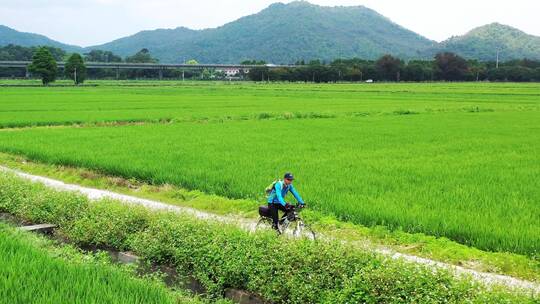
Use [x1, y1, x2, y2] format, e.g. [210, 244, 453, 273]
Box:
[0, 61, 295, 79]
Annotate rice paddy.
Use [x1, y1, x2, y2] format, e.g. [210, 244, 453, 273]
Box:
[0, 81, 538, 256]
[0, 223, 195, 304]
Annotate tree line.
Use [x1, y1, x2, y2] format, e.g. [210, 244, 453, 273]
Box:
[247, 53, 540, 82]
[1, 44, 540, 84]
[0, 45, 165, 83]
[0, 45, 215, 83]
[0, 44, 158, 64]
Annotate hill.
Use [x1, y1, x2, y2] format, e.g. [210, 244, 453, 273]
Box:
[0, 25, 82, 53]
[1, 2, 539, 63]
[90, 1, 435, 63]
[435, 23, 540, 61]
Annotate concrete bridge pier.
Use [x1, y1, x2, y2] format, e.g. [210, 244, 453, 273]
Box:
[25, 66, 30, 79]
[158, 68, 163, 80]
[116, 67, 120, 80]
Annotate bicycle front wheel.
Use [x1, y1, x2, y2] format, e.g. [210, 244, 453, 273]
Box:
[293, 219, 316, 241]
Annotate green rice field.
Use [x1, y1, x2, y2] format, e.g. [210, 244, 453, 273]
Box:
[0, 81, 538, 256]
[0, 223, 195, 304]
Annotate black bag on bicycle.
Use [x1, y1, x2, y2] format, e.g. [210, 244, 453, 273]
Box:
[259, 205, 271, 218]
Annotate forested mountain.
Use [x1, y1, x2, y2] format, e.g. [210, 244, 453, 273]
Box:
[434, 23, 540, 61]
[91, 1, 435, 63]
[0, 2, 538, 63]
[0, 25, 82, 53]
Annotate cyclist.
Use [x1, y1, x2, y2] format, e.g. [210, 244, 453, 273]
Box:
[267, 172, 305, 231]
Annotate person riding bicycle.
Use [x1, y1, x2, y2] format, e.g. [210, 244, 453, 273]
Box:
[267, 172, 305, 231]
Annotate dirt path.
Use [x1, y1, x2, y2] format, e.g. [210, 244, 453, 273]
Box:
[1, 165, 539, 295]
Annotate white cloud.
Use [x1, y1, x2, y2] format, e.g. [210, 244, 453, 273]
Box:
[0, 0, 538, 46]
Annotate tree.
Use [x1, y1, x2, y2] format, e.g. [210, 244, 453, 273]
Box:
[241, 60, 266, 65]
[505, 66, 534, 82]
[125, 49, 159, 79]
[186, 59, 199, 65]
[467, 60, 487, 81]
[434, 52, 469, 81]
[125, 48, 158, 63]
[201, 68, 212, 80]
[344, 67, 363, 81]
[376, 55, 402, 81]
[28, 46, 66, 61]
[403, 61, 434, 82]
[0, 44, 34, 61]
[28, 47, 57, 85]
[84, 50, 122, 62]
[535, 68, 540, 82]
[248, 66, 269, 81]
[38, 46, 66, 61]
[487, 67, 507, 81]
[65, 53, 87, 85]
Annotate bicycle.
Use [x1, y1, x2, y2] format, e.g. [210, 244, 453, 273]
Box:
[255, 204, 316, 240]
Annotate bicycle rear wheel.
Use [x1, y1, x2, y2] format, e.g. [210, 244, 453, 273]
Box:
[254, 217, 273, 232]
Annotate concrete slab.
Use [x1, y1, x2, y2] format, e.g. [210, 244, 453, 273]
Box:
[19, 224, 57, 233]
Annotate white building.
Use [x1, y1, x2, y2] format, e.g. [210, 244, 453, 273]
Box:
[216, 68, 241, 77]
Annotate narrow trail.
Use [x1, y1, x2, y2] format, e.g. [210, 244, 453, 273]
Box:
[1, 165, 539, 295]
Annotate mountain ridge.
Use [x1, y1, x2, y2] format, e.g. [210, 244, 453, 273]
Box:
[435, 22, 540, 61]
[0, 25, 83, 53]
[89, 1, 436, 63]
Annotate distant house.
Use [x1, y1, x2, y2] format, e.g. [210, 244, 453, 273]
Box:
[216, 68, 241, 77]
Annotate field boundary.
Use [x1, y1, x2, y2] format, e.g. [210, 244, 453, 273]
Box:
[1, 164, 539, 295]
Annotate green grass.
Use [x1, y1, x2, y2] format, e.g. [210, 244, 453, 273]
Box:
[0, 223, 200, 304]
[0, 171, 536, 303]
[0, 82, 539, 128]
[0, 81, 538, 257]
[0, 112, 538, 256]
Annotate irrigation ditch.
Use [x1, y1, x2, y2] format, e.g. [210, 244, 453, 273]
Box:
[0, 212, 266, 304]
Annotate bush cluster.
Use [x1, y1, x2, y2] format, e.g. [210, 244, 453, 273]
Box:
[0, 172, 535, 303]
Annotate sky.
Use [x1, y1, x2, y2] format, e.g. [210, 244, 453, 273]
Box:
[1, 0, 539, 47]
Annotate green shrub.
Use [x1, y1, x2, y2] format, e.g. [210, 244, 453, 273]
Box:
[0, 174, 87, 226]
[65, 199, 150, 250]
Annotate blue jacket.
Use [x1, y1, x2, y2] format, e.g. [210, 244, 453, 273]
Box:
[267, 180, 304, 206]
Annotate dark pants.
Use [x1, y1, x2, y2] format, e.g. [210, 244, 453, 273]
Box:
[268, 203, 287, 229]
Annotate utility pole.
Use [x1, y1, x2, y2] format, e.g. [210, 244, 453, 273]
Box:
[496, 50, 500, 69]
[182, 57, 185, 81]
[74, 67, 77, 85]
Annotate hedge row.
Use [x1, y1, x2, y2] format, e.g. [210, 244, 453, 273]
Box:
[0, 172, 534, 303]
